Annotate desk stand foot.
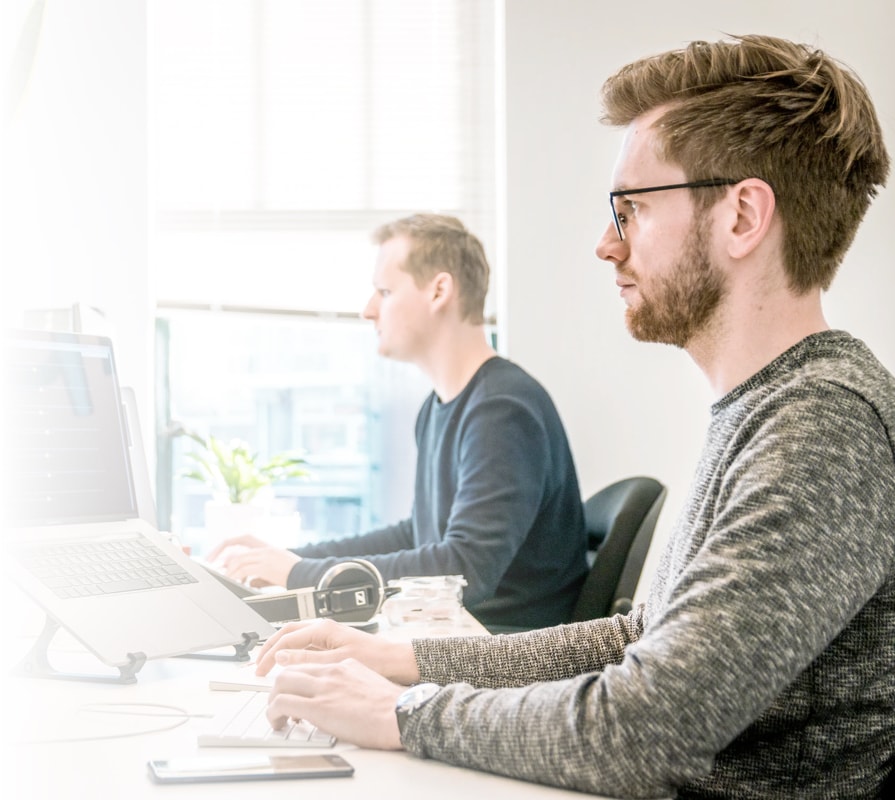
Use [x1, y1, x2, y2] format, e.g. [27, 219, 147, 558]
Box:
[176, 632, 260, 662]
[15, 615, 146, 684]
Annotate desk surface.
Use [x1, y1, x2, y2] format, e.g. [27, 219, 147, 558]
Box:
[1, 601, 616, 800]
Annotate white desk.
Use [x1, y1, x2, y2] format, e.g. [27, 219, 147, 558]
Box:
[1, 603, 614, 800]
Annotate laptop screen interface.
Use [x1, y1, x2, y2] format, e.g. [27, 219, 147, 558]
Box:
[4, 329, 139, 527]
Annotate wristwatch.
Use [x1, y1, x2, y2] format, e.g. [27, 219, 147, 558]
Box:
[395, 682, 441, 737]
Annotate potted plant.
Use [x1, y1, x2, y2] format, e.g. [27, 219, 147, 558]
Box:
[176, 428, 309, 548]
[179, 430, 309, 504]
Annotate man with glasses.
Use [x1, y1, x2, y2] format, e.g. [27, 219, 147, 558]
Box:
[252, 35, 894, 798]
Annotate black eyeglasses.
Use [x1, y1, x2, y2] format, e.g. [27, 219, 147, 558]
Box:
[608, 178, 739, 241]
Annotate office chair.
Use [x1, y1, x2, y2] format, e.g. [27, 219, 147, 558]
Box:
[880, 756, 895, 797]
[570, 476, 667, 621]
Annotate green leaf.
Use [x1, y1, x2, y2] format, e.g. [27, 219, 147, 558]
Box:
[176, 428, 310, 503]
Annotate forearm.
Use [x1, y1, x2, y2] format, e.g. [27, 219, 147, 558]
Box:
[413, 612, 641, 688]
[288, 535, 510, 592]
[402, 583, 817, 798]
[285, 520, 416, 588]
[401, 669, 690, 798]
[292, 519, 414, 559]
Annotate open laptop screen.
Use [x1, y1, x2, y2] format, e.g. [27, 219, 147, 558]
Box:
[4, 329, 139, 527]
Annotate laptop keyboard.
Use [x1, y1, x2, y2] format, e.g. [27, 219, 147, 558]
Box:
[199, 690, 336, 748]
[14, 534, 198, 598]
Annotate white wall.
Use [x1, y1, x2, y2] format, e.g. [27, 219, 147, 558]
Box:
[500, 0, 895, 594]
[2, 0, 151, 431]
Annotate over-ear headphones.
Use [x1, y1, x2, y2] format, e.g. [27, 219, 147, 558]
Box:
[244, 559, 390, 625]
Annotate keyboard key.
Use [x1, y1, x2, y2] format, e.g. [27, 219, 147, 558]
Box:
[99, 578, 152, 593]
[14, 535, 198, 598]
[198, 692, 336, 749]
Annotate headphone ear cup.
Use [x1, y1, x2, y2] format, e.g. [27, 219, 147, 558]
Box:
[315, 559, 385, 623]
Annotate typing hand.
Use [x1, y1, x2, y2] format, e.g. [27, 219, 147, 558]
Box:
[255, 618, 420, 686]
[215, 544, 299, 588]
[206, 534, 270, 563]
[267, 658, 405, 750]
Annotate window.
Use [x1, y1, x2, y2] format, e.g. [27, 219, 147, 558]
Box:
[149, 0, 497, 553]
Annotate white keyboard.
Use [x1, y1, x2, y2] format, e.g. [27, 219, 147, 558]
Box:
[199, 691, 336, 748]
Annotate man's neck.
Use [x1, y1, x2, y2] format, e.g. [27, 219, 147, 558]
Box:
[688, 289, 829, 398]
[421, 327, 497, 403]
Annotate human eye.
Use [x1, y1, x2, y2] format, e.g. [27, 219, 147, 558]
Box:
[615, 198, 639, 229]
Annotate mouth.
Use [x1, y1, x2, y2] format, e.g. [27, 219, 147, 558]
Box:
[616, 275, 635, 292]
[615, 271, 638, 304]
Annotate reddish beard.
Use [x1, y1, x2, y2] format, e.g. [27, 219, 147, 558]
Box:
[625, 217, 726, 348]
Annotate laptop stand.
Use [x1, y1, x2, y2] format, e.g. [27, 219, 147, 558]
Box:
[175, 631, 261, 662]
[17, 616, 262, 683]
[16, 615, 147, 684]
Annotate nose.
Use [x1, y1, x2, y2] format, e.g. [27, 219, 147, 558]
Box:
[595, 222, 626, 264]
[361, 293, 377, 320]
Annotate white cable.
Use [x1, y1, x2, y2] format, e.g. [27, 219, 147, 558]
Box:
[15, 702, 211, 744]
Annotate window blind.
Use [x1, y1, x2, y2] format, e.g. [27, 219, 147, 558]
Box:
[150, 0, 497, 314]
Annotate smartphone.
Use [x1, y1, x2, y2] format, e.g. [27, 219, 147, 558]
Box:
[147, 753, 354, 784]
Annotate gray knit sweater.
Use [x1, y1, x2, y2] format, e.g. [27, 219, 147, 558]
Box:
[403, 331, 895, 799]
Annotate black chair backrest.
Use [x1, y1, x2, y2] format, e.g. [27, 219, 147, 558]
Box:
[880, 755, 895, 798]
[571, 476, 667, 621]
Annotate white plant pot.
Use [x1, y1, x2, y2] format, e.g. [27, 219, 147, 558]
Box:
[203, 499, 269, 550]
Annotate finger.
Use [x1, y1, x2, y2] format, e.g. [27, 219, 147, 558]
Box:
[220, 552, 265, 582]
[207, 536, 254, 561]
[222, 561, 253, 583]
[255, 632, 293, 674]
[257, 630, 336, 676]
[273, 646, 338, 668]
[205, 539, 231, 562]
[227, 535, 260, 547]
[256, 621, 302, 658]
[257, 634, 319, 674]
[272, 661, 337, 692]
[255, 622, 318, 674]
[266, 693, 308, 731]
[227, 550, 285, 585]
[266, 668, 324, 725]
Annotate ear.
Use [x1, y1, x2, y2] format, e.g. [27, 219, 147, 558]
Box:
[429, 271, 454, 312]
[723, 178, 776, 260]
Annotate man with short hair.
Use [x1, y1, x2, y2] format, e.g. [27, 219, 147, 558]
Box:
[252, 36, 894, 798]
[210, 213, 589, 632]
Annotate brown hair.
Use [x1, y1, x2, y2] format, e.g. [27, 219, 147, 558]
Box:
[601, 34, 890, 292]
[371, 213, 489, 323]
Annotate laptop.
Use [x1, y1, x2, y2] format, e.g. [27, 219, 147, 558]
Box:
[120, 385, 158, 528]
[2, 328, 276, 680]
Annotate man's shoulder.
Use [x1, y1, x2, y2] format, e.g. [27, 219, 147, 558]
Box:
[730, 331, 894, 412]
[474, 356, 545, 393]
[463, 358, 563, 416]
[728, 331, 895, 455]
[785, 332, 895, 425]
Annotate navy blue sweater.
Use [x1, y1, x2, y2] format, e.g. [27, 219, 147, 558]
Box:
[286, 357, 588, 630]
